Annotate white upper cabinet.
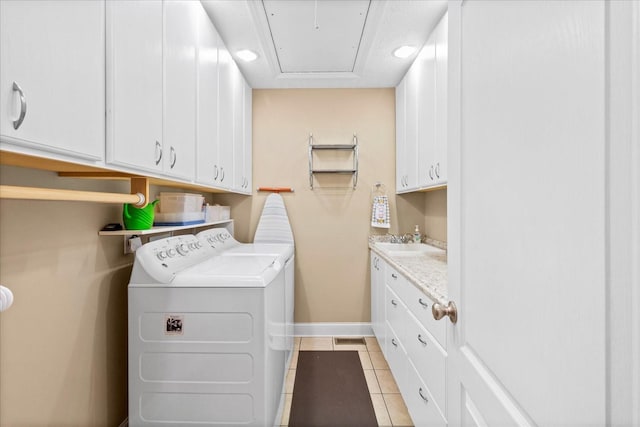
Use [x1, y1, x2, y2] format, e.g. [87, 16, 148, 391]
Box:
[0, 0, 105, 162]
[216, 46, 235, 190]
[396, 12, 448, 193]
[163, 0, 199, 181]
[106, 0, 163, 173]
[233, 72, 252, 194]
[195, 5, 220, 187]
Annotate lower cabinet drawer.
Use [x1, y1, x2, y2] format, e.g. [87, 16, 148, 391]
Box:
[400, 280, 447, 348]
[385, 322, 407, 393]
[405, 359, 447, 427]
[404, 313, 447, 414]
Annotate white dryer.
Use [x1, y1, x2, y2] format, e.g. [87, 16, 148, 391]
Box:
[197, 194, 296, 365]
[128, 233, 286, 427]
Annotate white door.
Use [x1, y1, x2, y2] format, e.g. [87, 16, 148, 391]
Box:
[242, 79, 253, 194]
[404, 64, 419, 190]
[107, 0, 163, 173]
[433, 15, 448, 186]
[395, 78, 407, 192]
[163, 0, 198, 180]
[0, 0, 104, 161]
[232, 61, 245, 192]
[416, 31, 436, 188]
[447, 1, 608, 425]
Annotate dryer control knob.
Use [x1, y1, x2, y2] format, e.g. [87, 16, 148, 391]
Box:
[156, 251, 167, 260]
[176, 244, 189, 256]
[167, 248, 177, 258]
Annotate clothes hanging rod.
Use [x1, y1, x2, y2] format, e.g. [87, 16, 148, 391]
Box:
[0, 185, 146, 206]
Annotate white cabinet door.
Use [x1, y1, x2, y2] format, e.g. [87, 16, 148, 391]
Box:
[195, 5, 220, 186]
[395, 79, 407, 192]
[242, 80, 253, 194]
[433, 15, 448, 186]
[0, 0, 104, 161]
[416, 31, 437, 188]
[447, 1, 607, 425]
[107, 0, 163, 173]
[232, 61, 244, 192]
[163, 0, 198, 180]
[403, 65, 419, 190]
[216, 45, 234, 189]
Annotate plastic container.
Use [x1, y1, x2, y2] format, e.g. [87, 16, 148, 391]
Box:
[204, 205, 231, 222]
[154, 211, 205, 226]
[158, 192, 204, 214]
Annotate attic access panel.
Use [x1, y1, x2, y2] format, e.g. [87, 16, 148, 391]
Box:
[262, 0, 371, 73]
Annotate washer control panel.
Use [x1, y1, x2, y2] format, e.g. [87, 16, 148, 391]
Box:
[132, 235, 213, 284]
[196, 228, 239, 251]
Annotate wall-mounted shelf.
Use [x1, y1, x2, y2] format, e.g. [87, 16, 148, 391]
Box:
[97, 219, 233, 236]
[308, 133, 358, 189]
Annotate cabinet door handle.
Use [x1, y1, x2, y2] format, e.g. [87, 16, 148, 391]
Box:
[417, 334, 427, 346]
[419, 387, 429, 403]
[155, 141, 163, 165]
[12, 82, 27, 130]
[391, 338, 398, 347]
[220, 167, 225, 182]
[213, 165, 219, 180]
[435, 162, 440, 178]
[429, 165, 434, 180]
[391, 273, 397, 279]
[170, 146, 177, 168]
[391, 299, 398, 307]
[418, 298, 429, 309]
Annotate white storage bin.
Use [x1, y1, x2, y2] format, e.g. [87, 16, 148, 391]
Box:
[158, 193, 204, 213]
[204, 205, 231, 222]
[154, 211, 205, 225]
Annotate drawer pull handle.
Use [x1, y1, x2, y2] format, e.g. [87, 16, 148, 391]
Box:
[391, 299, 398, 307]
[391, 338, 398, 347]
[391, 273, 398, 279]
[418, 298, 429, 308]
[432, 301, 458, 324]
[417, 334, 427, 346]
[419, 387, 429, 403]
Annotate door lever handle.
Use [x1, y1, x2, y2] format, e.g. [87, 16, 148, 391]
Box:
[432, 301, 458, 324]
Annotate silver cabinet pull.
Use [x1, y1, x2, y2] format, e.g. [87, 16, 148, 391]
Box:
[391, 299, 398, 307]
[435, 162, 440, 178]
[417, 334, 427, 346]
[432, 301, 458, 324]
[213, 165, 219, 180]
[391, 273, 398, 279]
[391, 338, 398, 347]
[220, 167, 225, 182]
[418, 298, 429, 309]
[429, 165, 434, 180]
[12, 82, 27, 130]
[170, 146, 177, 168]
[155, 141, 162, 165]
[419, 387, 429, 403]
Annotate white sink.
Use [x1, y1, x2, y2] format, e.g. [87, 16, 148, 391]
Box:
[375, 242, 442, 256]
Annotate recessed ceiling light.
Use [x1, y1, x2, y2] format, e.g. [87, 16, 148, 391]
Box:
[236, 49, 258, 62]
[393, 46, 416, 59]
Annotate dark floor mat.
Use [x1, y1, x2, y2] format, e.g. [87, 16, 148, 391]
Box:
[289, 351, 378, 427]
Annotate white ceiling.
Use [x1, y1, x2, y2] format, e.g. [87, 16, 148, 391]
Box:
[200, 0, 447, 89]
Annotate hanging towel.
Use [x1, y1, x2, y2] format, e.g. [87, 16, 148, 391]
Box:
[371, 195, 390, 229]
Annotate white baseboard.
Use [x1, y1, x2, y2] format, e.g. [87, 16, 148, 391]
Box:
[118, 418, 128, 427]
[294, 322, 373, 337]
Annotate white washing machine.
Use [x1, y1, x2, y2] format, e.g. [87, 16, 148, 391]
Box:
[128, 233, 286, 427]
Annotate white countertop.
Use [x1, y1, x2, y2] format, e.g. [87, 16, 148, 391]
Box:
[369, 237, 448, 305]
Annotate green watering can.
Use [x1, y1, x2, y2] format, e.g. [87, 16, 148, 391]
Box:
[123, 200, 158, 230]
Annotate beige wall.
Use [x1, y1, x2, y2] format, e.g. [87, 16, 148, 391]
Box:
[214, 88, 446, 324]
[0, 165, 131, 426]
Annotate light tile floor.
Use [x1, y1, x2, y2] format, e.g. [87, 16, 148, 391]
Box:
[280, 336, 414, 427]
